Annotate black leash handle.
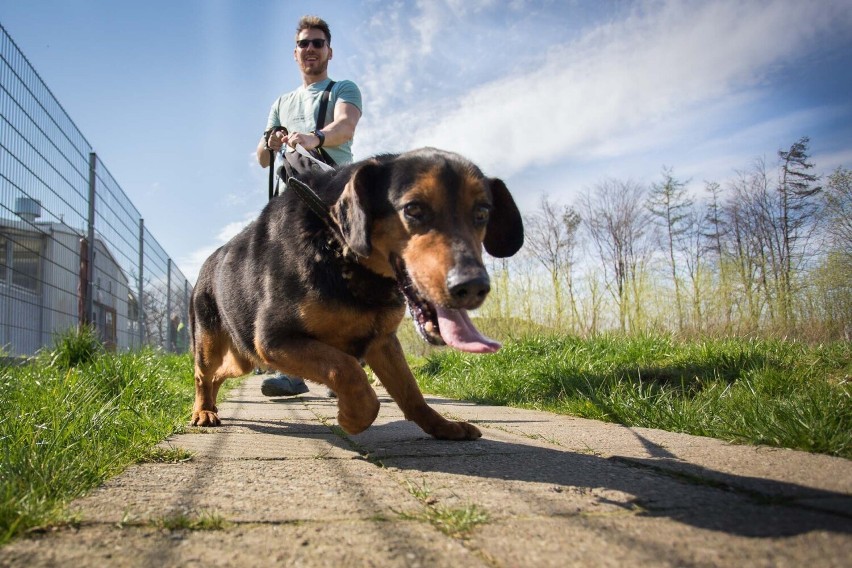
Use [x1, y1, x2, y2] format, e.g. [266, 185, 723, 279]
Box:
[268, 148, 275, 201]
[265, 126, 288, 201]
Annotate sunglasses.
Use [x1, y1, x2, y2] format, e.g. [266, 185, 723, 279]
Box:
[296, 38, 327, 49]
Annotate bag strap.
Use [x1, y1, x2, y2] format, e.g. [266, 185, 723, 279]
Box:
[315, 80, 335, 131]
[314, 81, 338, 167]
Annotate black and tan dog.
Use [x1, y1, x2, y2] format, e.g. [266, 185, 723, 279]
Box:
[189, 147, 523, 440]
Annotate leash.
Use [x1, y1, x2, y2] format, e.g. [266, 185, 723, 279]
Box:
[268, 148, 274, 201]
[265, 125, 287, 201]
[287, 176, 338, 230]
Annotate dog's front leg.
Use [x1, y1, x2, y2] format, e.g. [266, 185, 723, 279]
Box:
[192, 374, 223, 426]
[365, 335, 482, 440]
[260, 340, 380, 435]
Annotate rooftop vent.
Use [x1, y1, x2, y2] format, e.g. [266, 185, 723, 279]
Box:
[15, 197, 42, 223]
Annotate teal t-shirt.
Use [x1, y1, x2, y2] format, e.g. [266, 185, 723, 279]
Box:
[266, 78, 362, 165]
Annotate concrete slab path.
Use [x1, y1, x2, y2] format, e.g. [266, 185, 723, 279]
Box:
[1, 374, 850, 567]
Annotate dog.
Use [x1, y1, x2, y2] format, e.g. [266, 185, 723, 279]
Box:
[189, 147, 524, 440]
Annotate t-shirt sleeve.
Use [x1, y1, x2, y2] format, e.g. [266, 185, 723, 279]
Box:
[266, 99, 281, 130]
[334, 80, 363, 115]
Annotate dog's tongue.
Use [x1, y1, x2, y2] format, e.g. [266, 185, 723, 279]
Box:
[436, 307, 501, 353]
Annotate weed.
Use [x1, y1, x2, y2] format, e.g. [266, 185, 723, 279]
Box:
[139, 446, 194, 463]
[154, 509, 230, 531]
[405, 479, 435, 503]
[398, 504, 490, 538]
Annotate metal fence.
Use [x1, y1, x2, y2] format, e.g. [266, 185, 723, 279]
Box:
[0, 23, 191, 356]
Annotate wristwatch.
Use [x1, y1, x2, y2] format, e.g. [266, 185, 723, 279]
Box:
[312, 130, 325, 148]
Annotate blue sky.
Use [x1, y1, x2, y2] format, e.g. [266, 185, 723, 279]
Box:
[2, 0, 851, 284]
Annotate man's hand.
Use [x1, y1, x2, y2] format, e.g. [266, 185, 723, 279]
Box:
[267, 130, 287, 152]
[286, 131, 321, 151]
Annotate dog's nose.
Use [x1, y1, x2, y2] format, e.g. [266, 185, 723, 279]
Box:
[447, 269, 491, 308]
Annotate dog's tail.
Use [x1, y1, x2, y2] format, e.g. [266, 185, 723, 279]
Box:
[188, 287, 197, 355]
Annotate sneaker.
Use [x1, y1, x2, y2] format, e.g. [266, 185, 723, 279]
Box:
[254, 368, 266, 375]
[261, 374, 309, 397]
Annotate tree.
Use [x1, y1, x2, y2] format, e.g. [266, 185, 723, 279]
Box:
[823, 167, 852, 254]
[724, 165, 770, 328]
[703, 181, 734, 330]
[776, 136, 821, 324]
[817, 167, 852, 337]
[680, 201, 708, 332]
[647, 167, 693, 331]
[581, 179, 652, 332]
[524, 195, 582, 329]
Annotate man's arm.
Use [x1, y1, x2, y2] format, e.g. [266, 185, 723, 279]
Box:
[286, 101, 362, 151]
[257, 129, 287, 168]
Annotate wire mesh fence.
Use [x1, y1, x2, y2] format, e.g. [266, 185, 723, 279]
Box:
[0, 23, 191, 356]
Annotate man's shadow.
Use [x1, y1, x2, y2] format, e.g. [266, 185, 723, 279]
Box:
[242, 392, 851, 540]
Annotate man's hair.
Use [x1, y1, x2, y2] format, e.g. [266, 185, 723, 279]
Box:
[296, 15, 331, 45]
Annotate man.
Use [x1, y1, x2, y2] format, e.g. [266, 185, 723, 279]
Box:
[256, 15, 363, 397]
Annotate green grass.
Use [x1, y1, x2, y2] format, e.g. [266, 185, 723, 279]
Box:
[153, 509, 230, 531]
[396, 478, 490, 538]
[0, 328, 197, 545]
[139, 445, 194, 464]
[414, 334, 852, 458]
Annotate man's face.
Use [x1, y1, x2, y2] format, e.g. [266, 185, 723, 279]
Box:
[294, 28, 332, 77]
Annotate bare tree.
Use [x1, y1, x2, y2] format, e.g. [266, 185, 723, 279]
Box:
[141, 276, 170, 349]
[818, 167, 852, 337]
[648, 167, 693, 331]
[680, 201, 708, 332]
[523, 195, 581, 329]
[703, 181, 734, 330]
[581, 179, 652, 332]
[724, 167, 768, 328]
[776, 136, 821, 324]
[824, 167, 852, 254]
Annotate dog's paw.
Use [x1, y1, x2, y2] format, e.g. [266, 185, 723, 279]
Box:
[432, 420, 482, 441]
[191, 410, 221, 427]
[337, 402, 380, 435]
[336, 384, 380, 434]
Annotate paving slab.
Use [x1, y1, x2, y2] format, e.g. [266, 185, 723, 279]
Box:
[1, 374, 850, 567]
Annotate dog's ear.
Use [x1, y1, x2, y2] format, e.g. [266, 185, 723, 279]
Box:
[333, 161, 384, 258]
[483, 178, 524, 258]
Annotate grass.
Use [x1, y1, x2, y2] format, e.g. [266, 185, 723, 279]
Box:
[139, 445, 195, 464]
[153, 509, 230, 531]
[0, 327, 198, 545]
[2, 326, 849, 546]
[414, 334, 852, 458]
[396, 478, 490, 538]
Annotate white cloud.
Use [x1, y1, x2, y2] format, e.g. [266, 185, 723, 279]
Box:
[180, 211, 256, 285]
[354, 0, 852, 179]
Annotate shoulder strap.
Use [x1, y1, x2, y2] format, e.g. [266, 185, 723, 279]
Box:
[316, 80, 335, 131]
[313, 81, 337, 166]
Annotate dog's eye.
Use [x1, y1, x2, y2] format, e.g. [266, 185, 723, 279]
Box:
[404, 203, 428, 222]
[473, 205, 491, 227]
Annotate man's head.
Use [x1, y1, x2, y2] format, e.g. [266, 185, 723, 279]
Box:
[294, 15, 332, 80]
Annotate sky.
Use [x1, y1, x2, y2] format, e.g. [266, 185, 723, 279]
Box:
[2, 0, 851, 284]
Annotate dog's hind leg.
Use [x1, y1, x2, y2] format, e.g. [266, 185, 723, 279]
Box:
[257, 339, 380, 435]
[192, 330, 252, 426]
[365, 335, 481, 440]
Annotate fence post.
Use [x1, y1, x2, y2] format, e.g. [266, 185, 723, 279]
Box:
[138, 218, 145, 347]
[183, 279, 190, 353]
[85, 152, 97, 327]
[166, 259, 173, 351]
